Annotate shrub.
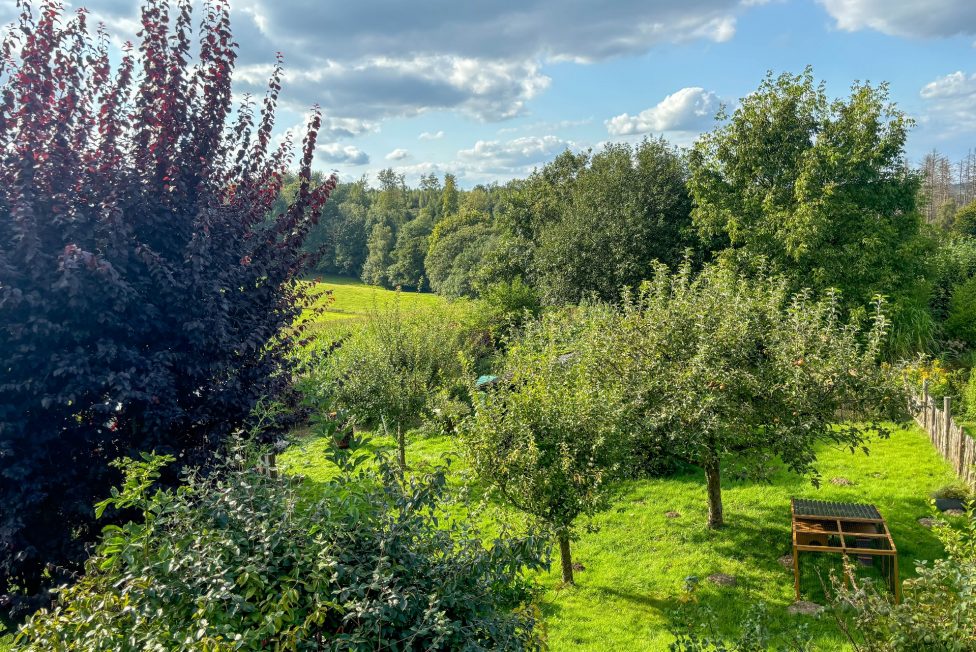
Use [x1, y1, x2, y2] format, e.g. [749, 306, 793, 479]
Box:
[965, 371, 976, 422]
[830, 504, 976, 651]
[932, 482, 973, 501]
[955, 200, 976, 238]
[15, 445, 548, 651]
[946, 276, 976, 346]
[477, 277, 541, 342]
[0, 0, 335, 614]
[669, 601, 813, 651]
[902, 357, 961, 401]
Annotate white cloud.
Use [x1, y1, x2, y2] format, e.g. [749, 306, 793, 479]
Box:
[919, 71, 976, 136]
[458, 135, 575, 172]
[419, 130, 445, 140]
[921, 71, 976, 100]
[320, 116, 379, 140]
[38, 0, 761, 127]
[317, 143, 370, 166]
[818, 0, 976, 38]
[605, 87, 720, 136]
[237, 55, 551, 121]
[385, 148, 410, 161]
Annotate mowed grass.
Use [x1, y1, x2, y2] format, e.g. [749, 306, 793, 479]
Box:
[281, 423, 960, 651]
[295, 274, 445, 339]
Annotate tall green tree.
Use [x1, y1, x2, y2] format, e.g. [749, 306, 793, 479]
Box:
[689, 69, 930, 353]
[441, 173, 460, 217]
[534, 139, 694, 304]
[425, 208, 498, 297]
[614, 262, 901, 528]
[361, 222, 395, 286]
[387, 210, 434, 290]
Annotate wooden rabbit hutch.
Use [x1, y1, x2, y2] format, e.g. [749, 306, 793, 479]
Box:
[791, 498, 900, 603]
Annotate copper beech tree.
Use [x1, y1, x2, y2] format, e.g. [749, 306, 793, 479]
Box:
[0, 0, 335, 616]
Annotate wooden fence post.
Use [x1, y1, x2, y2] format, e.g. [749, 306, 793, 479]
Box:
[944, 396, 952, 458]
[922, 380, 929, 432]
[957, 423, 967, 477]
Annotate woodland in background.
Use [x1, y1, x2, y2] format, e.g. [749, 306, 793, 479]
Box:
[297, 113, 976, 365]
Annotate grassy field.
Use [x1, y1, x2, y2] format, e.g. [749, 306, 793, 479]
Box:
[296, 274, 445, 338]
[2, 278, 961, 651]
[281, 423, 959, 651]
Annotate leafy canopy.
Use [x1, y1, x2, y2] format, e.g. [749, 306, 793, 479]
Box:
[16, 446, 549, 651]
[689, 68, 928, 329]
[611, 262, 902, 526]
[0, 0, 334, 613]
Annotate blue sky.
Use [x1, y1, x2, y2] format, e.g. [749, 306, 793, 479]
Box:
[6, 0, 976, 186]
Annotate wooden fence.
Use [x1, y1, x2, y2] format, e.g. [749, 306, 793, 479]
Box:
[913, 381, 976, 487]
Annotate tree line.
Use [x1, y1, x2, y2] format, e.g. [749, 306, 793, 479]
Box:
[300, 69, 976, 361]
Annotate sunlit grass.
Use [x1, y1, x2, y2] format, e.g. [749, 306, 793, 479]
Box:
[281, 423, 959, 651]
[294, 274, 445, 339]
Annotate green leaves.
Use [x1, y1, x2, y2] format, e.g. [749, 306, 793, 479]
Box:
[461, 306, 626, 535]
[689, 67, 929, 353]
[17, 448, 547, 650]
[605, 262, 902, 525]
[830, 503, 976, 650]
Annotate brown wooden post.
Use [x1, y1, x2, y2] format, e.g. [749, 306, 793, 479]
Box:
[958, 425, 967, 476]
[922, 379, 930, 433]
[944, 396, 952, 458]
[893, 554, 900, 604]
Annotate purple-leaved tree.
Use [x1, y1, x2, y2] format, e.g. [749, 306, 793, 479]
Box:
[0, 0, 336, 617]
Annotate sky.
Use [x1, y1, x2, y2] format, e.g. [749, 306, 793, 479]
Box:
[5, 0, 976, 186]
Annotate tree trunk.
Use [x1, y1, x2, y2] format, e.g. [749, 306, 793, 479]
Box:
[558, 533, 574, 585]
[396, 424, 406, 473]
[705, 458, 724, 529]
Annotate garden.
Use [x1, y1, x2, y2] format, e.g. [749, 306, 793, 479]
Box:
[2, 1, 976, 650]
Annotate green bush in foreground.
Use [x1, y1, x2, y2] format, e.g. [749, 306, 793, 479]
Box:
[830, 505, 976, 651]
[15, 445, 548, 651]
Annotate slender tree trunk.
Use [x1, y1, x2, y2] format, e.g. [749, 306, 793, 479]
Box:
[397, 423, 406, 473]
[558, 532, 574, 584]
[705, 458, 724, 529]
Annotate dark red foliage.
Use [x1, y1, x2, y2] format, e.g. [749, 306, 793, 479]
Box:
[0, 0, 336, 617]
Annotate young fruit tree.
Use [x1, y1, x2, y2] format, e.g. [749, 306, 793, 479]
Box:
[615, 262, 902, 529]
[0, 0, 335, 616]
[461, 308, 625, 584]
[309, 297, 470, 471]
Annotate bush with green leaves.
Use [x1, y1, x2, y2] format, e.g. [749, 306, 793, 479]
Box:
[477, 277, 542, 342]
[946, 276, 976, 347]
[461, 306, 626, 585]
[964, 371, 976, 422]
[829, 504, 976, 651]
[669, 601, 813, 652]
[15, 444, 548, 651]
[955, 200, 976, 238]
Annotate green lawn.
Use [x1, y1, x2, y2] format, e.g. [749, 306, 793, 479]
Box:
[296, 274, 445, 338]
[280, 423, 960, 651]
